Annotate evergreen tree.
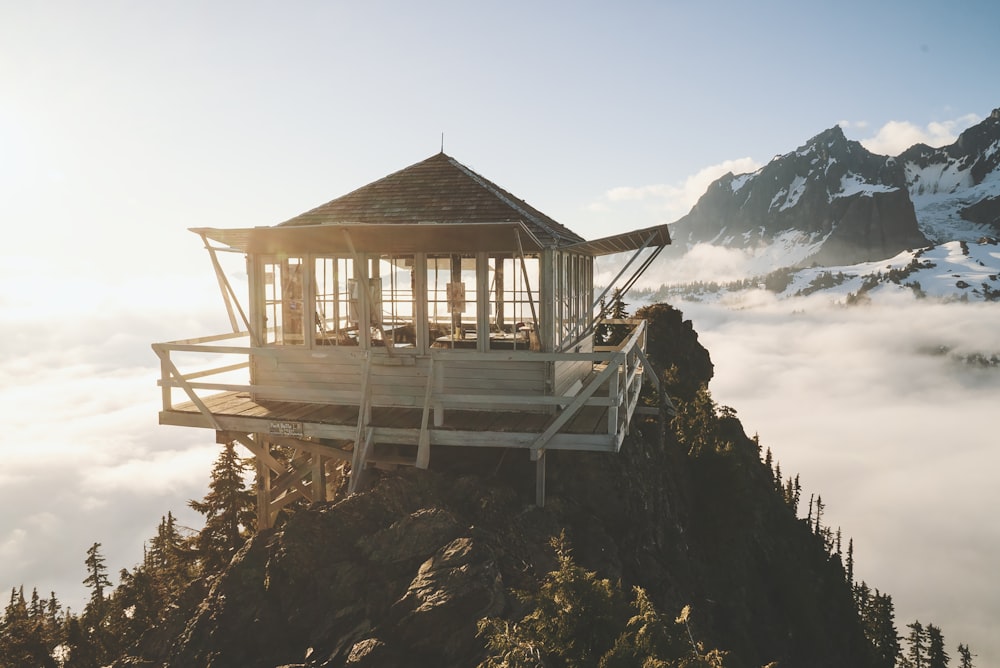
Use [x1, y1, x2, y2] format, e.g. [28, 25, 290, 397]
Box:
[594, 297, 609, 345]
[901, 620, 927, 668]
[147, 511, 196, 596]
[599, 289, 631, 347]
[0, 586, 57, 668]
[521, 534, 627, 666]
[188, 441, 257, 574]
[845, 538, 854, 587]
[62, 615, 100, 668]
[82, 542, 112, 609]
[926, 624, 948, 668]
[957, 643, 974, 668]
[81, 542, 119, 664]
[853, 582, 899, 668]
[672, 386, 728, 458]
[478, 534, 729, 667]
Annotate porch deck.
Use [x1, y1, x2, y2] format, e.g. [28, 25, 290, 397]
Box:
[160, 386, 620, 454]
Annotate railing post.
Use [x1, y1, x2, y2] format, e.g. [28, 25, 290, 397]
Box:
[155, 346, 172, 411]
[433, 357, 445, 427]
[608, 352, 620, 436]
[535, 451, 546, 507]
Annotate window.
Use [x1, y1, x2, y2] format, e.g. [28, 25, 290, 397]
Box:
[313, 257, 358, 346]
[427, 254, 478, 348]
[374, 254, 416, 347]
[263, 257, 305, 345]
[486, 253, 539, 350]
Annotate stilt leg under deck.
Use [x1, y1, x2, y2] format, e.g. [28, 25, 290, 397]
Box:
[222, 431, 338, 531]
[256, 457, 272, 530]
[535, 451, 546, 507]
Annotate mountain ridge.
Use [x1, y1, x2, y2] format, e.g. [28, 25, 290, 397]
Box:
[666, 107, 1000, 271]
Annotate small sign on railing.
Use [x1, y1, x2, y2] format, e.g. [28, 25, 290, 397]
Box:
[269, 420, 304, 437]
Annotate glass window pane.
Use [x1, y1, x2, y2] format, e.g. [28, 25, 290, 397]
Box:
[263, 257, 304, 345]
[375, 254, 416, 347]
[314, 257, 358, 346]
[428, 254, 478, 349]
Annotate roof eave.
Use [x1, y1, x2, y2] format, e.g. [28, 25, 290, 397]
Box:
[190, 221, 549, 255]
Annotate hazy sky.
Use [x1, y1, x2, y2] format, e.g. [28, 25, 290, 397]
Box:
[3, 0, 999, 661]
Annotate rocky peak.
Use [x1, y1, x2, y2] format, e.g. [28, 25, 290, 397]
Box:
[123, 305, 871, 668]
[668, 120, 927, 266]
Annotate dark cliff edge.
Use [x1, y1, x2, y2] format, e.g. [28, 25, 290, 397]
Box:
[124, 305, 872, 668]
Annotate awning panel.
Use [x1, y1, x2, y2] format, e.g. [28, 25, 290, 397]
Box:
[191, 221, 547, 255]
[564, 223, 671, 256]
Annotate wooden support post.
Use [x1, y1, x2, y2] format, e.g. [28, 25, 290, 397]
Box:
[348, 427, 375, 494]
[608, 358, 620, 437]
[256, 457, 272, 531]
[433, 357, 445, 427]
[312, 455, 326, 502]
[535, 451, 546, 507]
[417, 358, 435, 469]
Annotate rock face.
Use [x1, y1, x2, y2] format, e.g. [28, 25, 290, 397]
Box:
[668, 108, 1000, 266]
[147, 305, 871, 668]
[670, 126, 929, 266]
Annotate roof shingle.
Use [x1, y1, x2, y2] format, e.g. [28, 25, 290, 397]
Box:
[278, 152, 584, 247]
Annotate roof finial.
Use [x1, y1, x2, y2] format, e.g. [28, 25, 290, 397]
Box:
[440, 132, 444, 154]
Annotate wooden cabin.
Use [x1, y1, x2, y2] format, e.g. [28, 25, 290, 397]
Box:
[154, 152, 671, 527]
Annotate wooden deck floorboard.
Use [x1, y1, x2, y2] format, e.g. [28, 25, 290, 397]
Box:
[169, 391, 610, 437]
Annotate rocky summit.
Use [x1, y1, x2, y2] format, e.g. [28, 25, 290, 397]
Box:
[120, 305, 872, 668]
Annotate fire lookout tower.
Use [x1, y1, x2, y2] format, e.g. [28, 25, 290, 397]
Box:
[153, 152, 671, 527]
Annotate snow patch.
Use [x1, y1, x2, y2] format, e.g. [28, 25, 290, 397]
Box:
[909, 161, 1000, 243]
[835, 174, 897, 198]
[730, 173, 753, 193]
[771, 175, 807, 211]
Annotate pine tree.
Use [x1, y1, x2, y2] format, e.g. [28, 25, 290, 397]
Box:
[477, 535, 729, 668]
[845, 538, 854, 587]
[813, 495, 825, 535]
[853, 582, 899, 668]
[957, 643, 974, 668]
[902, 620, 927, 668]
[600, 288, 631, 346]
[147, 511, 196, 594]
[82, 543, 112, 609]
[926, 624, 948, 668]
[188, 441, 257, 574]
[80, 542, 118, 664]
[62, 614, 99, 668]
[0, 585, 57, 668]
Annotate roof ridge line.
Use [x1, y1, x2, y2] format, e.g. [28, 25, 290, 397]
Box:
[448, 156, 566, 244]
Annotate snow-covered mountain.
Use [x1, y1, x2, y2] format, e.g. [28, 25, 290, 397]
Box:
[668, 108, 1000, 268]
[774, 237, 1000, 302]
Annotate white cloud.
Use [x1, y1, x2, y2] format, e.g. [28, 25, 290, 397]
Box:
[590, 157, 762, 226]
[0, 263, 233, 612]
[680, 298, 1000, 665]
[838, 119, 869, 131]
[858, 114, 981, 155]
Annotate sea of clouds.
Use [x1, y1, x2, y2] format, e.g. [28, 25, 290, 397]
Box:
[678, 292, 1000, 665]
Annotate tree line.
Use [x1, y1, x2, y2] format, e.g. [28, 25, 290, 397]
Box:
[764, 444, 976, 668]
[0, 442, 256, 667]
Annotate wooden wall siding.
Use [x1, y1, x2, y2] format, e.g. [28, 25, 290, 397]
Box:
[250, 348, 549, 411]
[553, 333, 593, 397]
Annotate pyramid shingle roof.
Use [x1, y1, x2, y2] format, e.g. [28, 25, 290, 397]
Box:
[279, 152, 584, 247]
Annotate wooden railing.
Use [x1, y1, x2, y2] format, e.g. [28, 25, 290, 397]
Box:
[152, 318, 657, 451]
